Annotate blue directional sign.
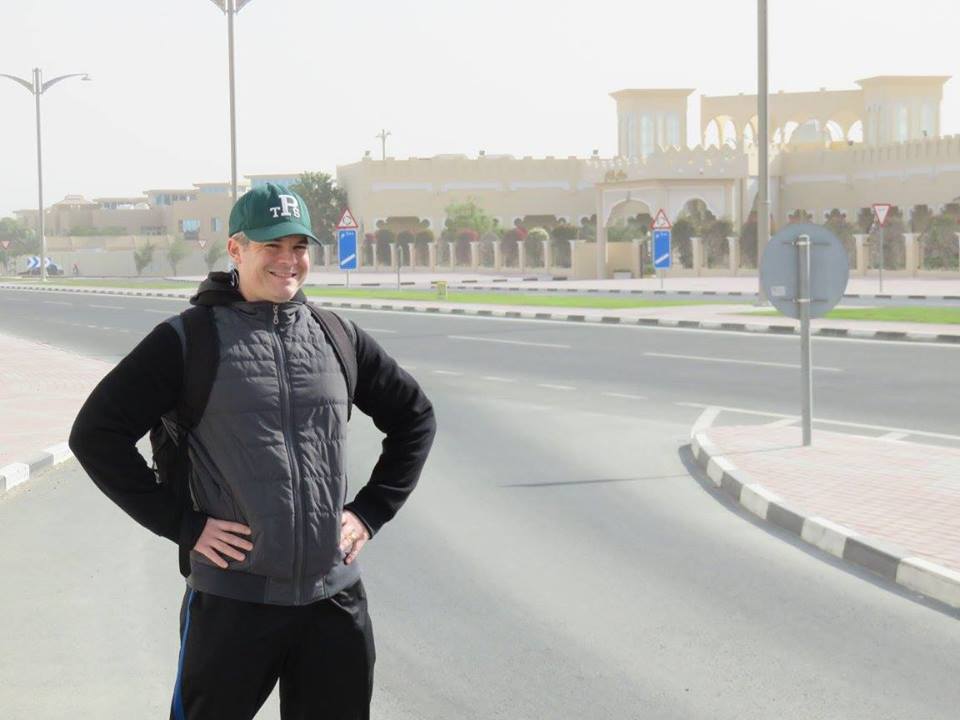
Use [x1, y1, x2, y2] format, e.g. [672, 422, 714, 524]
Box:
[338, 229, 358, 270]
[652, 230, 672, 270]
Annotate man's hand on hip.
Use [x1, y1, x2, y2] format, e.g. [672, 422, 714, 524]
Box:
[340, 511, 370, 565]
[193, 518, 253, 569]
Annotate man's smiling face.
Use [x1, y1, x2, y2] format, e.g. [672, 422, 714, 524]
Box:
[228, 234, 311, 303]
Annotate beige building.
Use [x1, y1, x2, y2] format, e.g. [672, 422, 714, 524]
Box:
[336, 75, 960, 278]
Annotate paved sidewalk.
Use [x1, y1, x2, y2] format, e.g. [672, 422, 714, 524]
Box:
[692, 424, 960, 610]
[0, 332, 110, 484]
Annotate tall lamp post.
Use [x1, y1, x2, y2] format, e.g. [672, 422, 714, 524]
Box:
[376, 129, 391, 160]
[756, 0, 771, 304]
[207, 0, 257, 203]
[1, 68, 91, 282]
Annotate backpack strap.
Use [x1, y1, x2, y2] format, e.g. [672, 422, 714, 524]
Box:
[177, 305, 219, 430]
[306, 304, 358, 419]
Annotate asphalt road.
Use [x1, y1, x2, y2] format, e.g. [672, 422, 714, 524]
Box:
[1, 288, 959, 719]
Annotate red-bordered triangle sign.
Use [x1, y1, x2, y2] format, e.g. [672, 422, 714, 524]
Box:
[336, 208, 358, 229]
[872, 203, 892, 227]
[198, 239, 207, 249]
[1, 240, 9, 249]
[650, 209, 672, 231]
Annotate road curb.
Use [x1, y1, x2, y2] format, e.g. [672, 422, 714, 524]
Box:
[3, 283, 959, 344]
[689, 430, 960, 611]
[0, 442, 74, 497]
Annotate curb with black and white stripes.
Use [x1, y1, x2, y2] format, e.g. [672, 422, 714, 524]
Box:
[2, 283, 959, 344]
[689, 430, 960, 611]
[0, 442, 74, 496]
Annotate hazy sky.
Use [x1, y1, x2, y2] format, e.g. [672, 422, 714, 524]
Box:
[2, 0, 957, 217]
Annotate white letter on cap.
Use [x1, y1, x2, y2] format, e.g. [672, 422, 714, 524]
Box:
[278, 195, 301, 218]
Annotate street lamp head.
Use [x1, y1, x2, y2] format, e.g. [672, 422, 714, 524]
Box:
[81, 74, 93, 82]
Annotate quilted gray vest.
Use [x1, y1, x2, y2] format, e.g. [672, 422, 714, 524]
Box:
[174, 301, 360, 606]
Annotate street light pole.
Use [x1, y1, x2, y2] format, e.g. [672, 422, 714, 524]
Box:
[208, 0, 256, 203]
[756, 0, 771, 304]
[1, 69, 91, 282]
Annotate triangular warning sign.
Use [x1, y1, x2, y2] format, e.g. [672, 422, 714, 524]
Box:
[872, 203, 892, 227]
[198, 239, 207, 249]
[336, 208, 358, 229]
[650, 209, 672, 231]
[1, 240, 9, 249]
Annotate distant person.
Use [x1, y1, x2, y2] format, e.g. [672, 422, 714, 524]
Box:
[69, 183, 436, 719]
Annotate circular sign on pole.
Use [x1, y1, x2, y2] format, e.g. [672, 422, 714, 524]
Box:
[759, 223, 849, 319]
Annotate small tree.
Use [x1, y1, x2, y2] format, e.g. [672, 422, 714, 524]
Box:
[134, 241, 156, 276]
[204, 240, 227, 271]
[290, 172, 348, 245]
[525, 227, 549, 266]
[444, 199, 494, 237]
[167, 237, 189, 276]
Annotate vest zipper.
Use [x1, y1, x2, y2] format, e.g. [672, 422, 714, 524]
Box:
[272, 303, 304, 603]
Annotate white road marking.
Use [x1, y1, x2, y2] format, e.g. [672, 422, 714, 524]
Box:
[601, 392, 647, 401]
[691, 406, 722, 435]
[448, 334, 571, 349]
[646, 352, 843, 373]
[481, 376, 516, 383]
[880, 432, 910, 441]
[432, 370, 463, 376]
[43, 300, 72, 306]
[765, 417, 798, 428]
[363, 328, 398, 333]
[89, 304, 124, 310]
[675, 402, 960, 441]
[144, 309, 171, 314]
[537, 383, 575, 391]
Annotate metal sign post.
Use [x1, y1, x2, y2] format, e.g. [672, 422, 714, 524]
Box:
[336, 208, 359, 288]
[759, 223, 849, 447]
[650, 209, 672, 290]
[872, 203, 892, 295]
[797, 234, 812, 446]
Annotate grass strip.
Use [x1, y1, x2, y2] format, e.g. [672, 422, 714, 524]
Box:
[742, 307, 960, 324]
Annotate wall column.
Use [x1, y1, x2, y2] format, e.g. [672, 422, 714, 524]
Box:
[630, 238, 642, 277]
[542, 239, 552, 270]
[853, 234, 869, 276]
[727, 236, 739, 274]
[518, 242, 527, 273]
[322, 244, 332, 268]
[493, 240, 503, 271]
[569, 240, 580, 278]
[469, 241, 480, 270]
[691, 236, 704, 276]
[903, 233, 920, 277]
[389, 243, 398, 269]
[371, 245, 378, 270]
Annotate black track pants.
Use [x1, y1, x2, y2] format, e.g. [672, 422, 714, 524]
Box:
[169, 580, 375, 720]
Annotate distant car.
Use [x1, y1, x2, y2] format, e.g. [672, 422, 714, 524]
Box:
[20, 262, 64, 276]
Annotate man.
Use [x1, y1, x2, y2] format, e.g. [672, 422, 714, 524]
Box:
[69, 183, 436, 719]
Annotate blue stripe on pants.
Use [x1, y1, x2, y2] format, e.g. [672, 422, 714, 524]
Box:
[171, 589, 197, 720]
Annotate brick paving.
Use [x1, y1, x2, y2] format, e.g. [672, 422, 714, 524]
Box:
[703, 425, 960, 574]
[0, 332, 110, 469]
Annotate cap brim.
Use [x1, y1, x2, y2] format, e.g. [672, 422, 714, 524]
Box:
[245, 221, 321, 244]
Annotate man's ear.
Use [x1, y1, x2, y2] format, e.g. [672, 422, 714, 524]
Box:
[226, 237, 243, 265]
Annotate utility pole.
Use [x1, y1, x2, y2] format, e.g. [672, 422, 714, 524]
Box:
[756, 0, 771, 304]
[207, 0, 257, 203]
[1, 69, 91, 282]
[376, 129, 391, 160]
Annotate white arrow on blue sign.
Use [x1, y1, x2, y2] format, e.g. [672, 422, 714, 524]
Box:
[653, 230, 672, 269]
[338, 229, 358, 270]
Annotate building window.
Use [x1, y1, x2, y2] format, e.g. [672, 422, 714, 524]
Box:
[921, 102, 935, 137]
[211, 217, 222, 233]
[626, 114, 637, 158]
[896, 104, 909, 142]
[640, 114, 654, 157]
[666, 113, 681, 148]
[181, 219, 200, 240]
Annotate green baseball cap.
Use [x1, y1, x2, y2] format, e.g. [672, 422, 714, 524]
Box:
[228, 183, 319, 243]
